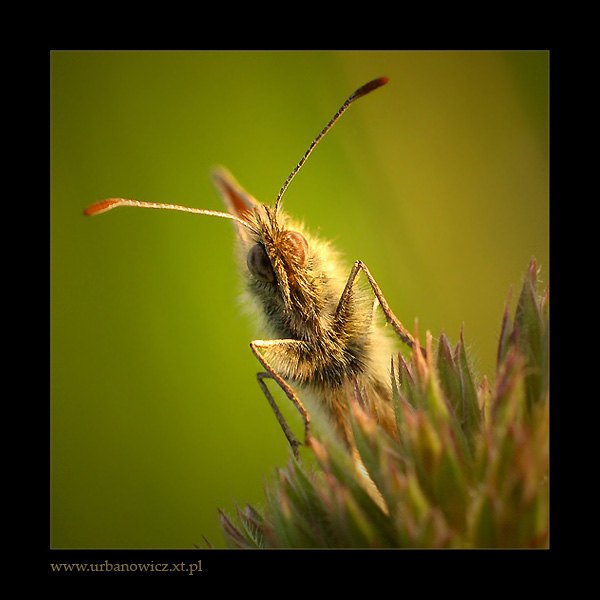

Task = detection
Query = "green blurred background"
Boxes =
[50,50,549,548]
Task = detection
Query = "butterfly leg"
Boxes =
[250,339,311,458]
[337,260,425,356]
[256,372,302,457]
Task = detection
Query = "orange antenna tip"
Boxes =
[351,77,389,100]
[84,198,122,216]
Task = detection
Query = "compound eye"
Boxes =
[247,244,275,282]
[285,231,309,267]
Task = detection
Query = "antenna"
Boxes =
[84,197,255,231]
[84,77,388,224]
[274,76,389,212]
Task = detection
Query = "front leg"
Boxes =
[250,339,311,458]
[337,260,425,355]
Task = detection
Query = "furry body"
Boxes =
[213,168,397,444]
